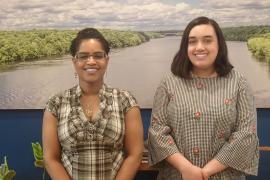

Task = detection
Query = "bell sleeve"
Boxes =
[214,76,259,175]
[148,78,179,166]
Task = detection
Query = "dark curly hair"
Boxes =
[171,16,233,78]
[70,28,110,57]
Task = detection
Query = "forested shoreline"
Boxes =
[0,26,270,66]
[222,26,270,41]
[222,26,270,62]
[0,29,163,65]
[247,33,270,62]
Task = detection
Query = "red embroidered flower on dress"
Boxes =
[194,111,201,119]
[196,82,204,89]
[168,138,174,145]
[192,147,200,155]
[217,129,225,139]
[224,98,232,105]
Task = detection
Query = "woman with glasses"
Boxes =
[148,16,259,180]
[42,28,144,180]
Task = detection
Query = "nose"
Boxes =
[86,56,97,64]
[196,41,205,50]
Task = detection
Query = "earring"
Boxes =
[74,72,78,79]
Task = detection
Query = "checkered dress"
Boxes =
[45,84,138,180]
[148,69,259,180]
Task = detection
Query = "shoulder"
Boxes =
[158,72,184,90]
[104,84,136,99]
[227,69,244,79]
[163,72,179,82]
[47,85,78,105]
[45,85,78,118]
[226,69,249,87]
[104,84,138,111]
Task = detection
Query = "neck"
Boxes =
[79,80,103,95]
[191,68,217,78]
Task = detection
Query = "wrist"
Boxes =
[203,159,227,176]
[178,161,193,173]
[202,167,212,177]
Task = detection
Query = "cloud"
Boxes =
[1,0,269,30]
[201,0,270,9]
[195,0,270,27]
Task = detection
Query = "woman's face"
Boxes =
[187,24,218,74]
[73,39,109,84]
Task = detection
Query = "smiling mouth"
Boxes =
[195,53,207,59]
[84,68,98,73]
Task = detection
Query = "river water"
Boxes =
[0,36,269,108]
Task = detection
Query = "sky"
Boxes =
[1,0,270,31]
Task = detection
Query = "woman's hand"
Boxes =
[201,168,210,180]
[166,153,203,180]
[202,159,227,180]
[181,164,203,180]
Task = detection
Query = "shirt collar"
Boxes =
[75,83,107,97]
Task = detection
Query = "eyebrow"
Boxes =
[77,51,104,54]
[189,35,213,39]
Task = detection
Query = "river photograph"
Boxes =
[0,0,270,109]
[1,36,270,108]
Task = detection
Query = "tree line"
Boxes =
[247,33,270,63]
[0,29,163,65]
[222,26,270,63]
[222,25,270,41]
[1,26,269,65]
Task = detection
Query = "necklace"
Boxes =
[84,104,93,120]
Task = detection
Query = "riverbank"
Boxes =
[1,36,270,108]
[247,33,270,62]
[222,26,270,63]
[222,25,270,41]
[0,29,163,65]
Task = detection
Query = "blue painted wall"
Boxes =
[0,110,46,180]
[0,109,269,180]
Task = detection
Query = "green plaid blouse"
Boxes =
[45,84,138,180]
[148,69,259,180]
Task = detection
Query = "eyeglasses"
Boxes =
[75,52,107,62]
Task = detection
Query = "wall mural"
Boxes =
[0,0,270,109]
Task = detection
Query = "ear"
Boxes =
[105,56,109,70]
[72,57,77,67]
[72,57,76,63]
